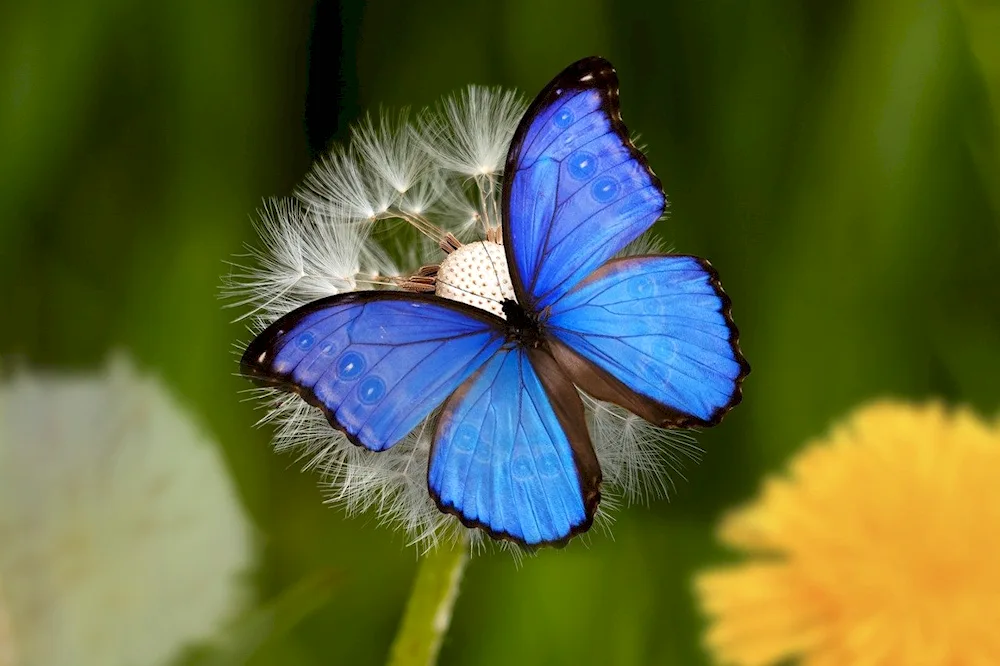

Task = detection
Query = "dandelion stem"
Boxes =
[386,537,470,666]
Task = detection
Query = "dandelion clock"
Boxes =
[229,57,749,551]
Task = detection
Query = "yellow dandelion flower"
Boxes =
[695,401,1000,666]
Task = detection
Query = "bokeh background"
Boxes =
[3,0,999,664]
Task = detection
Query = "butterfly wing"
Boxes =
[546,255,749,428]
[428,346,601,547]
[503,56,665,310]
[241,292,505,451]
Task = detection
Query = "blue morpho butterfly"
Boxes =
[241,57,750,548]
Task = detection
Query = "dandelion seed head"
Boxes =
[227,82,694,552]
[435,241,514,318]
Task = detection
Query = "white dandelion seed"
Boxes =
[0,355,254,666]
[226,84,697,552]
[352,110,429,197]
[425,178,490,242]
[418,85,527,181]
[297,145,385,221]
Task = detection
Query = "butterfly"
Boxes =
[241,57,749,547]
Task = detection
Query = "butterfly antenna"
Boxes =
[434,275,504,306]
[478,240,507,301]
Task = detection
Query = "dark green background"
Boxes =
[3,0,998,664]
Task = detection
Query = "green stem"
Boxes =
[387,536,470,666]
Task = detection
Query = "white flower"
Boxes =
[225,85,697,552]
[0,356,254,666]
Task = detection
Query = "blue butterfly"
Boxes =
[241,57,749,547]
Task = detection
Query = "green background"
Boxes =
[2,0,999,664]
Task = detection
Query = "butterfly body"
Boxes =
[501,299,544,348]
[242,57,749,547]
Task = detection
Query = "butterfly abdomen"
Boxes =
[501,299,545,349]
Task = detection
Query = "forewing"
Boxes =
[503,56,666,310]
[429,346,601,547]
[547,256,749,428]
[241,292,505,451]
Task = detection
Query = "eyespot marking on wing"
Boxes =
[336,351,366,380]
[539,453,561,478]
[627,274,657,299]
[568,151,598,180]
[358,375,386,404]
[511,456,533,481]
[451,424,478,453]
[554,108,574,128]
[591,177,619,203]
[296,332,316,350]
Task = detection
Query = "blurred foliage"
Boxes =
[2,0,998,665]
